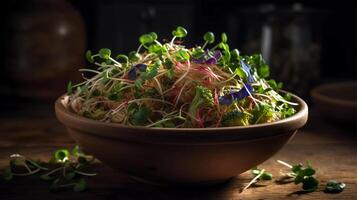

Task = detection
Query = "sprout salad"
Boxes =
[64,26,297,128]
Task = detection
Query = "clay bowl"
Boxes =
[55,92,308,186]
[311,81,357,124]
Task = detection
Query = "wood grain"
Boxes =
[0,107,356,200]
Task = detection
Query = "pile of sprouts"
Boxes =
[64,26,297,128]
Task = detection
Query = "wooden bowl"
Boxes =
[311,81,357,124]
[55,92,308,186]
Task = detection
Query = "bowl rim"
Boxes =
[310,81,357,107]
[55,90,308,143]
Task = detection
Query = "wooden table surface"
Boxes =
[0,102,356,200]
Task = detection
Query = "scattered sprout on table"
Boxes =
[3,145,96,192]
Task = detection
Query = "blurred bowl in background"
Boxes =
[311,81,357,124]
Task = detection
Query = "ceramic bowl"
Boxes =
[311,81,357,124]
[55,92,308,186]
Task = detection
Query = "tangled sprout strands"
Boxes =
[65,26,297,128]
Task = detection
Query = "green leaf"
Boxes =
[149,32,158,41]
[132,107,151,125]
[111,82,123,93]
[235,67,248,80]
[98,48,111,60]
[250,167,273,180]
[260,172,273,180]
[219,42,229,52]
[166,69,174,79]
[221,32,228,43]
[139,34,155,45]
[148,44,163,54]
[324,180,346,193]
[129,51,141,61]
[115,54,129,64]
[203,32,215,44]
[80,84,89,94]
[302,167,316,177]
[71,145,81,157]
[142,60,160,80]
[66,81,73,95]
[163,59,174,69]
[292,164,303,174]
[3,167,13,181]
[222,50,231,64]
[294,174,304,184]
[54,149,69,163]
[176,49,190,61]
[134,79,143,89]
[284,93,292,101]
[267,79,283,90]
[191,48,205,58]
[283,107,296,118]
[302,176,319,191]
[108,92,120,101]
[172,26,187,38]
[73,178,87,192]
[258,63,270,78]
[231,49,240,60]
[101,74,110,85]
[85,50,94,63]
[91,89,101,97]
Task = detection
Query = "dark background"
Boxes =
[70,0,356,80]
[0,0,355,105]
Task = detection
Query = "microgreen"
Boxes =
[172,26,187,38]
[128,51,141,61]
[244,162,345,195]
[203,32,215,44]
[221,32,228,43]
[64,26,299,128]
[115,54,129,65]
[175,49,190,61]
[139,33,156,45]
[98,48,111,60]
[231,49,240,60]
[251,167,273,180]
[85,50,94,63]
[277,160,319,192]
[54,149,69,163]
[324,180,346,193]
[132,107,151,125]
[3,146,96,192]
[66,81,73,95]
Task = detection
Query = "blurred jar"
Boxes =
[3,0,85,100]
[228,3,325,97]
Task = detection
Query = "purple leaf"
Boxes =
[213,50,222,60]
[218,96,233,105]
[135,64,147,72]
[205,57,217,65]
[191,50,222,65]
[128,68,137,80]
[231,83,253,100]
[219,83,253,105]
[240,60,255,83]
